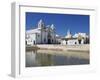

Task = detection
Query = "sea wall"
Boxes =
[36,44,89,52]
[26,44,89,52]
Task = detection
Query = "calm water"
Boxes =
[26,50,89,67]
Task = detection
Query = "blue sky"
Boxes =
[26,12,89,36]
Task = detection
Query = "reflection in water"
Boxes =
[26,50,89,67]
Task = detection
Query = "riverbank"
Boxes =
[26,44,89,52]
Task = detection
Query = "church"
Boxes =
[26,19,61,45]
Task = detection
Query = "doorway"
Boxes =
[48,39,51,44]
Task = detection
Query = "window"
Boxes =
[33,41,35,44]
[44,38,46,42]
[26,41,27,45]
[66,41,67,44]
[52,40,53,43]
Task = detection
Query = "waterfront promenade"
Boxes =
[26,44,89,52]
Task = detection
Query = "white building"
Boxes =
[26,19,60,45]
[61,30,89,45]
[26,19,89,46]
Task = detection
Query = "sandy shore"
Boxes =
[26,44,89,52]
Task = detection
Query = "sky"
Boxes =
[26,12,89,37]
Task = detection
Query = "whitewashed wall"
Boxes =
[67,39,79,45]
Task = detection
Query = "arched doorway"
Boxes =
[48,33,51,44]
[78,40,81,44]
[48,39,51,44]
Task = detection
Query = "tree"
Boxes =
[77,34,82,44]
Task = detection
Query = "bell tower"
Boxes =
[67,29,71,35]
[65,29,72,38]
[38,19,45,29]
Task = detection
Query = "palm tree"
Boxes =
[77,34,82,44]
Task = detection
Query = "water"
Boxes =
[26,50,89,67]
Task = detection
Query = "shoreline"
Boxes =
[26,44,89,52]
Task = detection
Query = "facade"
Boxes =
[26,19,60,45]
[26,19,89,46]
